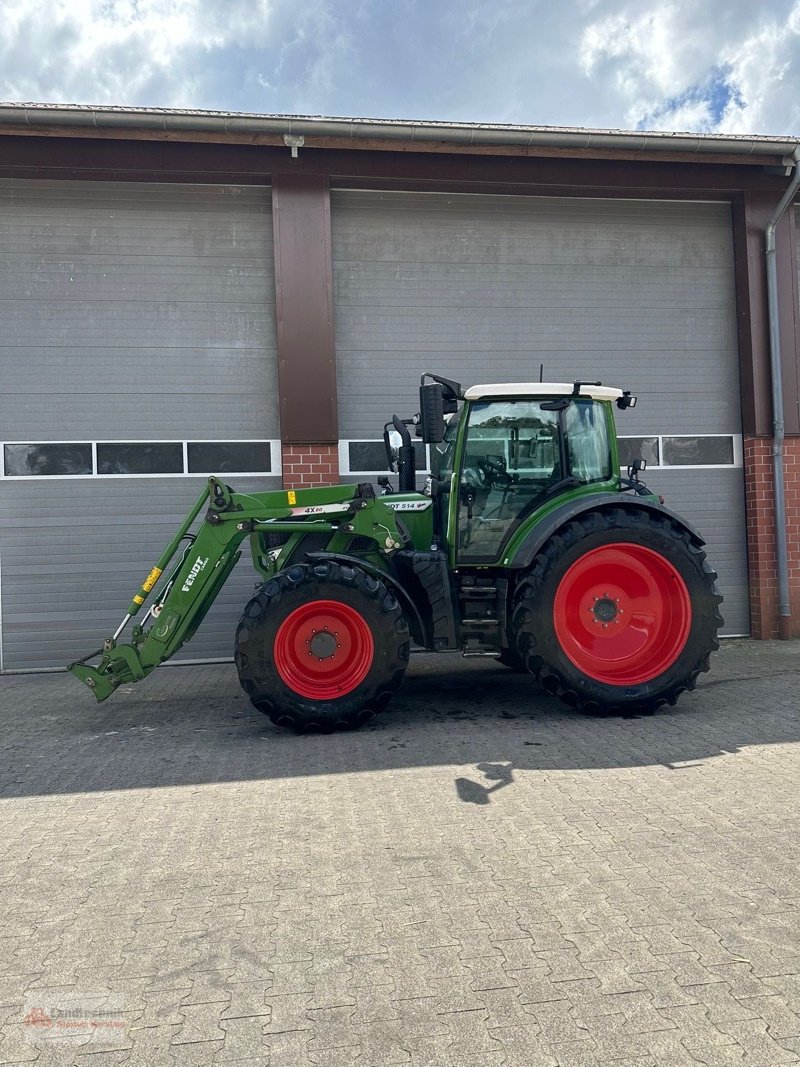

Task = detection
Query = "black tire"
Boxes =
[498,647,528,672]
[510,507,723,715]
[235,560,409,733]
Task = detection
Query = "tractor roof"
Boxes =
[464,383,625,402]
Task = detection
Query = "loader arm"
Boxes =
[69,477,402,701]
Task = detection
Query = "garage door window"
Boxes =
[3,443,93,476]
[3,440,277,477]
[97,443,183,475]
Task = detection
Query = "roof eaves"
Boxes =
[0,103,797,161]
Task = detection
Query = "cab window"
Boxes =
[431,409,461,480]
[457,400,561,562]
[565,399,611,483]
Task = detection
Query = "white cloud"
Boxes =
[717,13,800,133]
[1,0,800,135]
[0,0,273,108]
[579,0,800,135]
[581,7,683,97]
[649,99,715,133]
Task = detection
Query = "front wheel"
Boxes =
[497,647,528,672]
[235,561,409,732]
[510,508,723,715]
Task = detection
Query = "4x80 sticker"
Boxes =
[290,504,351,516]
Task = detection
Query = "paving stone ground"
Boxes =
[1,639,799,1066]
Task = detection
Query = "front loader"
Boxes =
[70,375,723,731]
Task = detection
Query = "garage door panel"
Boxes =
[0,392,277,441]
[0,477,279,670]
[332,190,748,635]
[0,348,273,397]
[335,263,735,310]
[334,349,741,437]
[333,305,736,354]
[0,179,278,670]
[333,194,732,267]
[645,468,749,636]
[2,301,274,348]
[0,182,271,257]
[0,256,271,303]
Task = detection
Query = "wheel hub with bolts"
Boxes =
[273,599,374,699]
[591,595,620,625]
[308,629,338,659]
[552,541,693,685]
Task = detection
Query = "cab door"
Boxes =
[455,399,562,564]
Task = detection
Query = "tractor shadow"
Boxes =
[0,639,798,798]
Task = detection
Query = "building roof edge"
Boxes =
[0,102,796,161]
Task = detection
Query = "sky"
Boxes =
[1,0,799,137]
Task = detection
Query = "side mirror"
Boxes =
[627,457,647,480]
[419,383,445,443]
[383,427,403,472]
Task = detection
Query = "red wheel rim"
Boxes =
[553,543,692,686]
[274,600,374,700]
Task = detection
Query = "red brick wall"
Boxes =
[743,435,800,638]
[281,444,340,488]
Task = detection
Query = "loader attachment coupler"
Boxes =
[67,482,215,701]
[70,647,144,702]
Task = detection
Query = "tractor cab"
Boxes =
[421,377,633,565]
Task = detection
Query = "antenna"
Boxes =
[539,362,544,382]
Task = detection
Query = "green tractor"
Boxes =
[70,375,723,731]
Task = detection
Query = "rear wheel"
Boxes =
[235,561,409,732]
[510,508,723,715]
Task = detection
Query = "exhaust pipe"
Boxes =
[392,414,417,493]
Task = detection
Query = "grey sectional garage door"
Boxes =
[0,179,279,669]
[332,190,749,634]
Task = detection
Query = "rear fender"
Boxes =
[506,493,705,571]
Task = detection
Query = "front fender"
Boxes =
[303,551,429,645]
[505,493,705,570]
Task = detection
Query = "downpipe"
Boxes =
[765,145,800,639]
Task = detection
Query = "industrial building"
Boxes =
[1,103,799,670]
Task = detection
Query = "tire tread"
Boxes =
[235,561,409,733]
[511,508,723,717]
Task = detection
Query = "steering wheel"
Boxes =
[461,466,485,489]
[477,456,512,487]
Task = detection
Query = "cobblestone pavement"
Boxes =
[1,640,799,1066]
